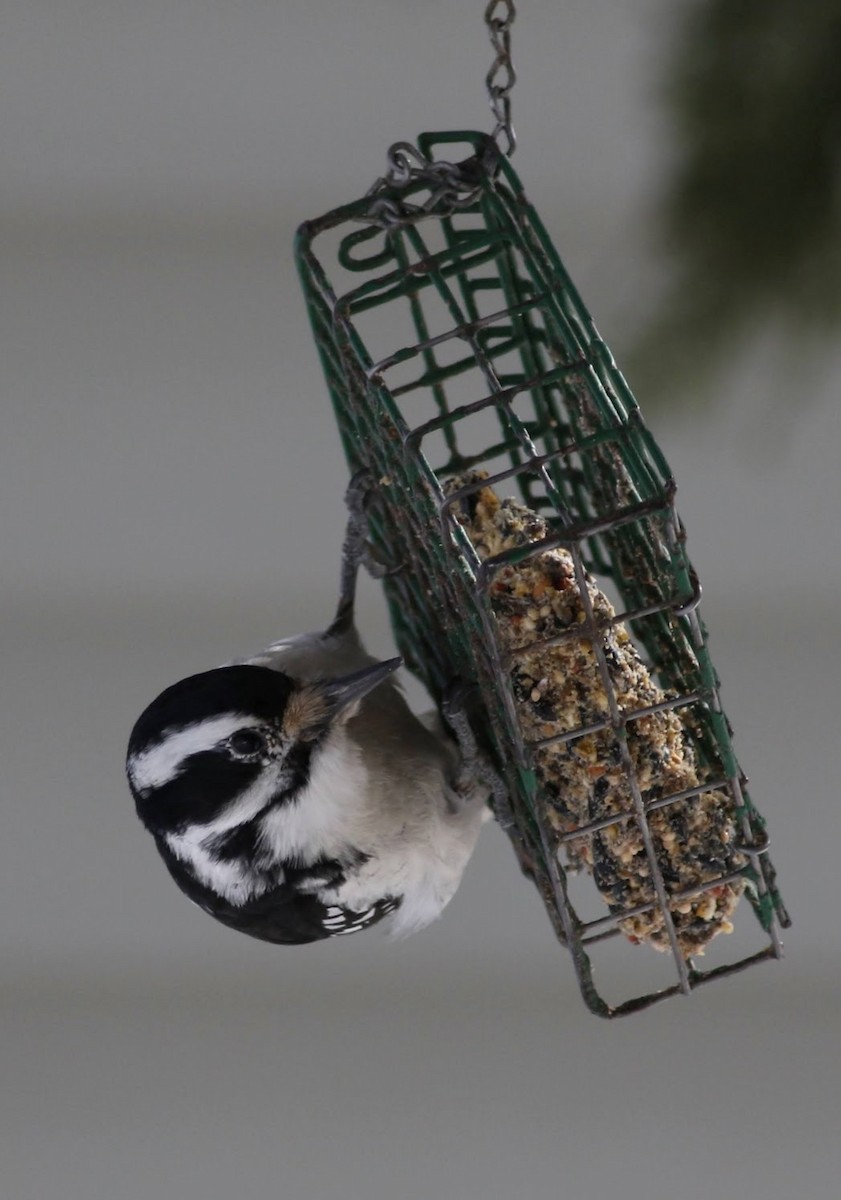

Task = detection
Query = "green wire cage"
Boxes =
[295,129,789,1017]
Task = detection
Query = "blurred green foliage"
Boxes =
[632,0,841,403]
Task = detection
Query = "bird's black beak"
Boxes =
[322,657,402,721]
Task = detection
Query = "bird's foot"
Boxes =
[331,470,401,633]
[344,469,402,575]
[441,681,514,828]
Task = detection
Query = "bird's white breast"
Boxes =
[257,727,372,865]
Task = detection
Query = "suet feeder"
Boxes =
[294,5,789,1016]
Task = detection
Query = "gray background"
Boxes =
[1,3,839,1198]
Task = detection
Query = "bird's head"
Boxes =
[126,659,401,837]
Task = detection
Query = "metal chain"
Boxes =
[362,2,516,225]
[365,141,489,227]
[485,0,516,156]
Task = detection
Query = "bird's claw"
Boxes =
[441,680,515,829]
[331,469,402,634]
[344,468,376,521]
[360,542,403,581]
[343,469,402,581]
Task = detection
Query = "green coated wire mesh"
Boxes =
[295,130,789,1017]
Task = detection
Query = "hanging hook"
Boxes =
[485,0,517,156]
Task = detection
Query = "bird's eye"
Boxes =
[228,729,268,759]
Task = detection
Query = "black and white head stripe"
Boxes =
[128,666,297,764]
[127,713,263,795]
[126,666,306,836]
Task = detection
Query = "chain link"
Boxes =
[362,3,517,225]
[485,0,516,156]
[364,141,491,228]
